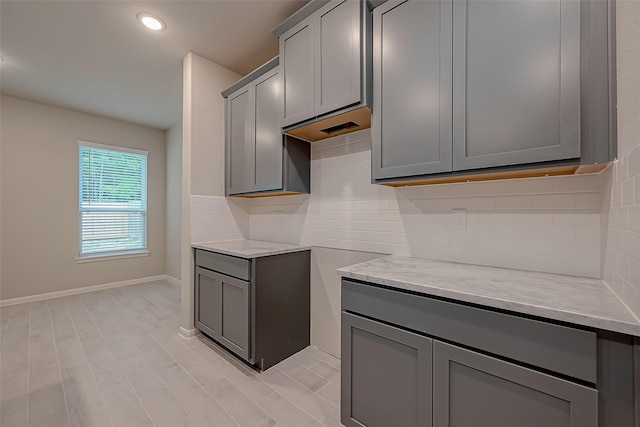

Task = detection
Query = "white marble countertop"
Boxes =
[338,256,640,337]
[192,240,311,259]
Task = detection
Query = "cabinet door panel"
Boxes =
[218,273,250,361]
[372,0,453,180]
[280,18,315,127]
[433,341,597,427]
[254,69,283,192]
[341,312,432,427]
[227,87,255,194]
[453,0,580,171]
[315,0,361,116]
[195,267,220,339]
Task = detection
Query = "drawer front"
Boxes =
[195,249,251,281]
[342,279,597,384]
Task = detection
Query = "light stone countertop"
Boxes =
[338,255,640,337]
[192,240,311,259]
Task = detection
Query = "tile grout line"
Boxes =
[62,295,115,427]
[46,301,73,427]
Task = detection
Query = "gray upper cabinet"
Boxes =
[314,0,361,117]
[372,0,453,179]
[275,0,369,134]
[254,70,284,192]
[432,341,597,427]
[371,0,616,183]
[223,57,310,197]
[452,0,581,171]
[227,87,253,194]
[280,18,315,128]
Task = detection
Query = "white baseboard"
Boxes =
[179,327,200,339]
[0,275,170,307]
[164,275,181,287]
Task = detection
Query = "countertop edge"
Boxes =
[338,270,640,337]
[192,241,312,259]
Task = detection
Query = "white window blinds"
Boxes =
[79,142,148,256]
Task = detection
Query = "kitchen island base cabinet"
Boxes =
[195,248,310,371]
[341,312,432,427]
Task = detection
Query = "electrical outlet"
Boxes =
[452,210,467,230]
[272,210,283,225]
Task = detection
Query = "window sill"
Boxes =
[76,250,150,263]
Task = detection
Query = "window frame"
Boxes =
[77,141,149,260]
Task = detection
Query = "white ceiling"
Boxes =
[0,0,307,130]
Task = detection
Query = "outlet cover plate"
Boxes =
[452,210,467,230]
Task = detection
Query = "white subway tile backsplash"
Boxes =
[602,145,640,319]
[190,195,248,243]
[531,194,576,210]
[495,195,533,210]
[242,137,607,278]
[575,192,603,210]
[552,174,601,193]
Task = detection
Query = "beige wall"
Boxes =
[310,247,383,357]
[601,2,640,317]
[180,53,241,332]
[188,54,241,197]
[0,95,166,300]
[166,122,182,281]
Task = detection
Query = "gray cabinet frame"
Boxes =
[194,249,311,370]
[371,0,616,184]
[432,341,598,427]
[341,311,432,427]
[275,0,371,131]
[223,57,311,197]
[218,273,250,361]
[452,0,582,171]
[314,0,362,117]
[372,0,453,179]
[279,17,316,128]
[194,267,250,361]
[195,266,221,339]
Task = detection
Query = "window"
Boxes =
[79,141,148,257]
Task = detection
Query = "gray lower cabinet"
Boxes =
[223,57,310,197]
[371,0,615,183]
[195,249,311,370]
[195,267,250,361]
[195,267,220,338]
[342,312,432,427]
[341,279,605,427]
[218,273,250,360]
[432,341,597,427]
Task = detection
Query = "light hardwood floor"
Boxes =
[0,281,342,427]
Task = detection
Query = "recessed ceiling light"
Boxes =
[137,12,166,31]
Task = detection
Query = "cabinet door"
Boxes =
[195,267,220,340]
[314,0,361,117]
[341,312,432,427]
[280,16,315,128]
[253,68,284,192]
[433,341,597,427]
[226,86,255,194]
[372,0,453,180]
[218,273,250,361]
[452,0,581,171]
